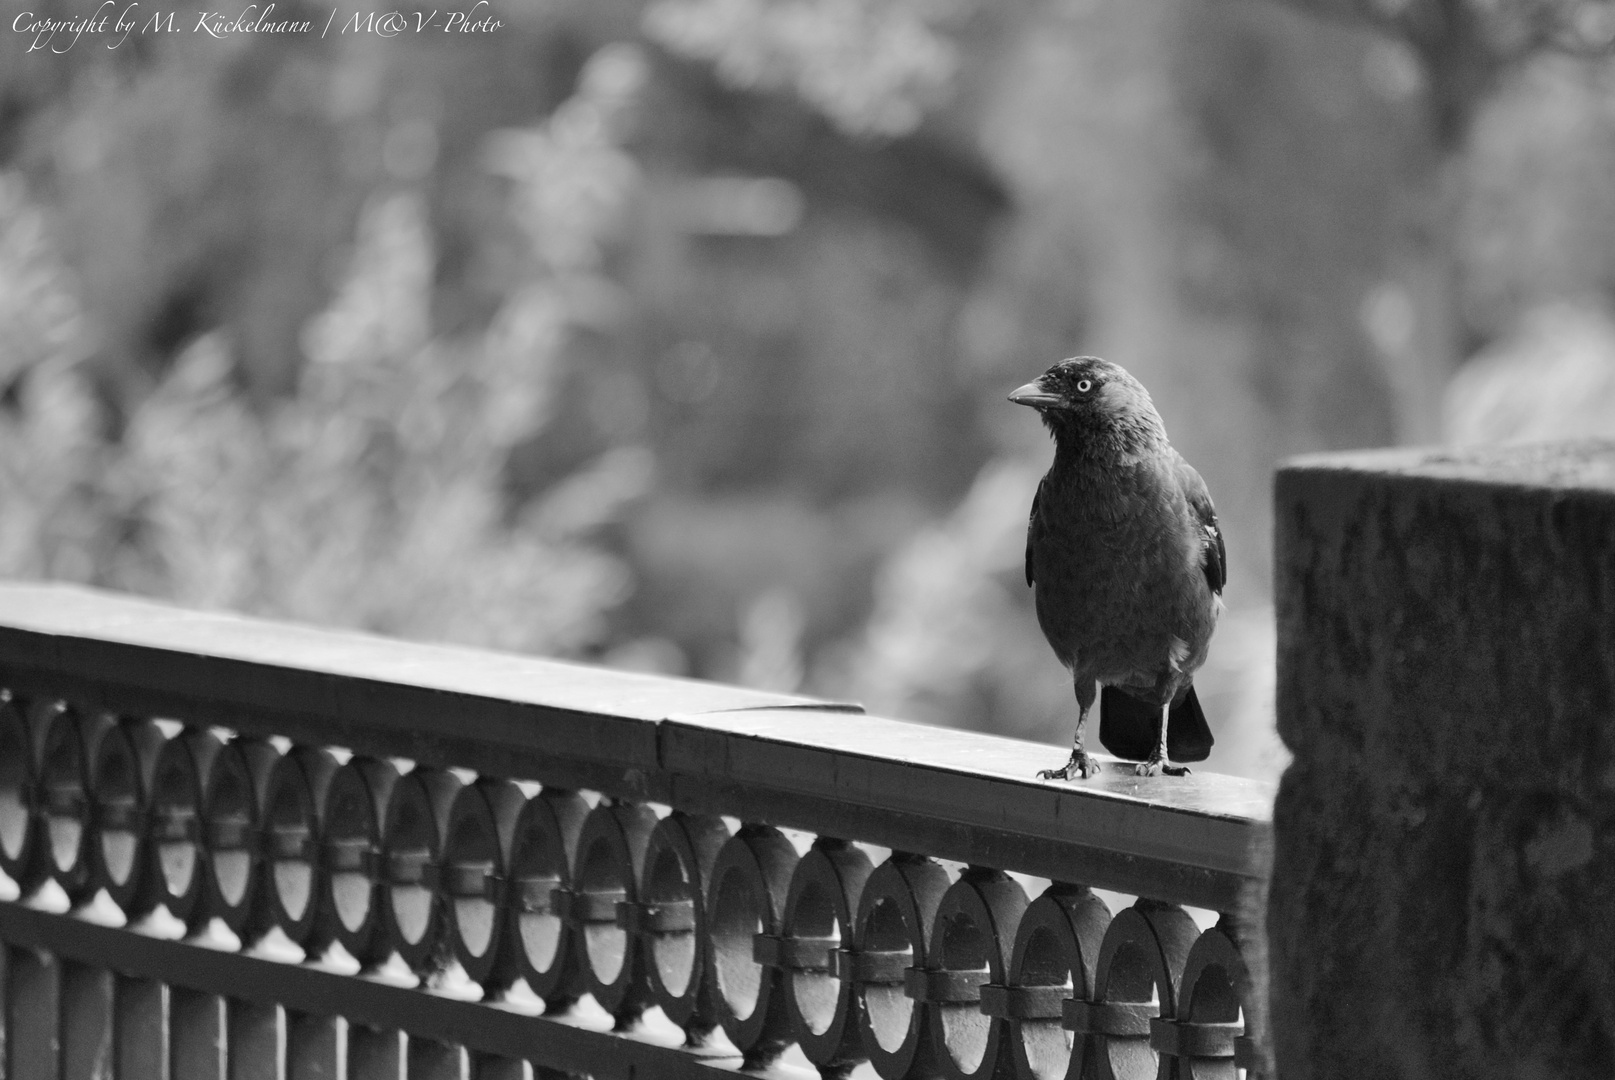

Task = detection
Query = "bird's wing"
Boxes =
[1025,476,1044,588]
[1175,452,1226,595]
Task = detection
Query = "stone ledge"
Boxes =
[1282,439,1615,492]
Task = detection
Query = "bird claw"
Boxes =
[1038,751,1102,781]
[1133,756,1190,777]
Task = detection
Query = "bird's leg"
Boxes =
[1135,701,1190,777]
[1039,680,1102,780]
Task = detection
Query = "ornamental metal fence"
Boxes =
[0,581,1271,1080]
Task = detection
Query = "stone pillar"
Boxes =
[1270,441,1615,1078]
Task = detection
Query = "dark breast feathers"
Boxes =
[1024,450,1223,697]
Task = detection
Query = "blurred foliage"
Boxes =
[848,459,1059,739]
[0,174,104,582]
[1461,55,1615,335]
[643,0,966,136]
[1277,0,1615,143]
[0,47,653,654]
[1445,302,1615,442]
[2,0,1614,782]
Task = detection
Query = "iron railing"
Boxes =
[0,581,1272,1079]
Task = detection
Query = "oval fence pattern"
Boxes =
[0,692,1269,1080]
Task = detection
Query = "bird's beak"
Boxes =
[1009,381,1064,409]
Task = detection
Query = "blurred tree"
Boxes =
[1274,0,1615,145]
[550,0,1016,685]
[1258,0,1615,443]
[0,47,654,656]
[0,0,638,419]
[0,173,105,583]
[641,0,967,138]
[1,0,1017,692]
[0,34,371,417]
[848,458,1062,741]
[1458,52,1615,343]
[1445,301,1615,442]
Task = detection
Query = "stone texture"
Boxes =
[1270,440,1615,1079]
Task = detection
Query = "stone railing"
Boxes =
[0,581,1272,1080]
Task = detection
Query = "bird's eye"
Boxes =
[1076,379,1093,393]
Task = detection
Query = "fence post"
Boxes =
[1270,441,1615,1078]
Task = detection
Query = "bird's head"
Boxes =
[1008,356,1167,458]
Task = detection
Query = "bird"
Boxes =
[1010,356,1224,779]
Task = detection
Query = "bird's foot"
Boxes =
[1038,750,1102,781]
[1134,755,1190,777]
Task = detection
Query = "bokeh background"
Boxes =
[3,0,1614,783]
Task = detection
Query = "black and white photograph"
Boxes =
[0,0,1612,1075]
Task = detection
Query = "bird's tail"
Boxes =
[1098,686,1215,763]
